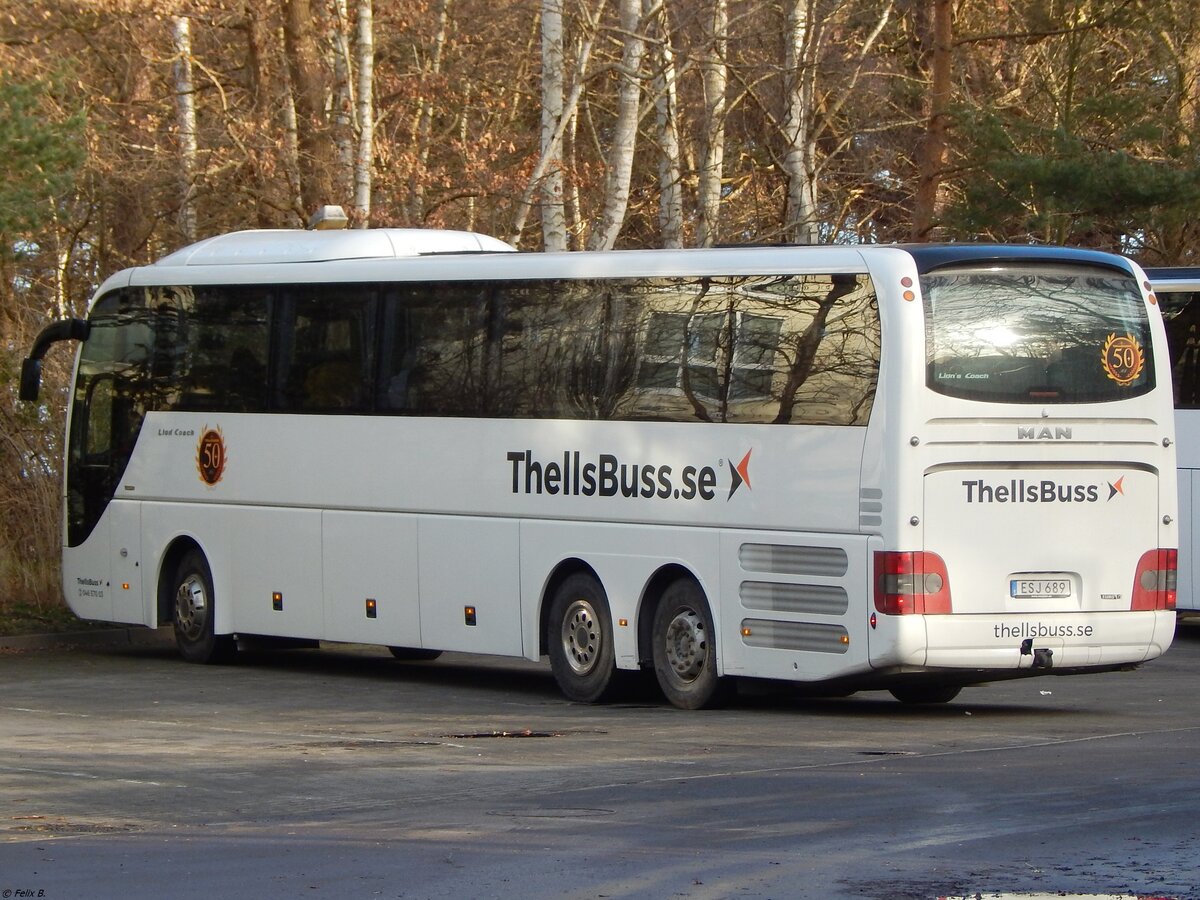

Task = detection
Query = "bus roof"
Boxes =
[153,228,516,267]
[1146,267,1200,290]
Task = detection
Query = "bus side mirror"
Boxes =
[19,358,43,402]
[19,317,90,403]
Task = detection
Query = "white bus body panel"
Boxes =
[1175,410,1200,612]
[66,412,869,674]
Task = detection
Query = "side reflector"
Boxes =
[1131,549,1177,610]
[874,551,952,615]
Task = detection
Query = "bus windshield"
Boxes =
[923,264,1154,403]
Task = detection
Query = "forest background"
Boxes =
[1,0,1198,621]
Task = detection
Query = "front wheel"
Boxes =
[651,578,730,710]
[172,549,236,664]
[547,573,622,703]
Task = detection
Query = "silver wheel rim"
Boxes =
[561,598,601,676]
[664,609,706,682]
[175,574,208,642]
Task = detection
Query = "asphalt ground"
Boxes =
[1,622,1199,900]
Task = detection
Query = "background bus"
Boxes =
[22,230,1178,708]
[1146,267,1200,617]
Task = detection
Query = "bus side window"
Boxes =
[280,289,375,413]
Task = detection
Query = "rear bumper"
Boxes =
[874,610,1176,671]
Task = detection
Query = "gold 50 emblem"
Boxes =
[196,427,227,486]
[1101,333,1145,386]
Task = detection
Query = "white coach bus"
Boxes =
[1146,266,1200,617]
[21,229,1178,708]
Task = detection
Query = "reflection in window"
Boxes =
[376,274,878,425]
[924,266,1154,403]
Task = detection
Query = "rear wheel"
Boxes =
[651,578,729,710]
[547,573,621,703]
[387,646,442,662]
[172,549,236,664]
[889,683,961,705]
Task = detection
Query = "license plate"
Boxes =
[1010,577,1072,599]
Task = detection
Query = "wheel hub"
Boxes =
[561,599,600,675]
[175,575,207,640]
[664,610,706,682]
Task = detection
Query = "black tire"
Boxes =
[889,683,962,705]
[547,573,622,703]
[651,578,730,710]
[172,549,236,664]
[387,646,443,662]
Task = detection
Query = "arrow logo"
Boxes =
[728,449,753,500]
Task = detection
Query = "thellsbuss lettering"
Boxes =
[994,621,1095,639]
[507,450,718,501]
[962,478,1100,504]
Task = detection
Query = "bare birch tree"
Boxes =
[540,0,569,250]
[644,0,684,247]
[353,0,374,226]
[172,15,198,243]
[587,0,647,250]
[698,0,727,246]
[512,0,607,245]
[409,0,451,224]
[781,0,820,244]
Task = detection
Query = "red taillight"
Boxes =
[874,551,952,615]
[1131,549,1177,611]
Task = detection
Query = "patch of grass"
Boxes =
[0,600,107,636]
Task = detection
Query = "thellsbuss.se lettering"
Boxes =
[994,621,1095,639]
[507,450,717,501]
[962,478,1100,504]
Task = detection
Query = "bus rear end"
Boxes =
[869,250,1177,693]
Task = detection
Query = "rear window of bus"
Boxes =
[922,264,1154,403]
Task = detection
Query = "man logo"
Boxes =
[1018,426,1073,440]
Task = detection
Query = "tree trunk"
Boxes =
[172,15,198,244]
[353,0,374,226]
[511,1,606,245]
[330,0,356,206]
[283,0,336,217]
[587,0,646,251]
[698,0,727,247]
[781,0,819,245]
[909,0,952,242]
[540,0,568,251]
[645,0,683,248]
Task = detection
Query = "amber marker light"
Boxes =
[741,626,753,637]
[122,583,130,590]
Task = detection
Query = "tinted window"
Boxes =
[155,285,271,412]
[923,265,1154,403]
[1157,288,1200,409]
[276,287,375,412]
[379,274,879,424]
